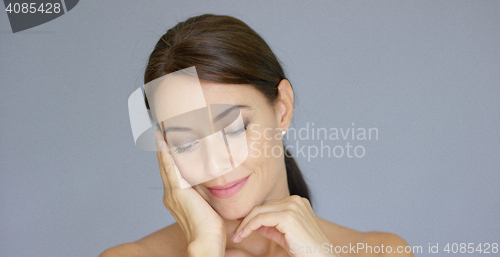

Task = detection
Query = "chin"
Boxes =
[218,211,246,221]
[211,199,255,221]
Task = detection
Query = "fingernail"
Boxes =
[156,140,163,150]
[230,231,235,239]
[232,230,243,242]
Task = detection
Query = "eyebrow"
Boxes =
[212,105,250,123]
[162,105,250,134]
[163,126,192,133]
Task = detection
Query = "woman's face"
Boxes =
[156,78,293,220]
[201,81,292,220]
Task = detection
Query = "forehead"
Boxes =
[149,74,270,124]
[149,73,207,123]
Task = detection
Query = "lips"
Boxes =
[207,175,250,199]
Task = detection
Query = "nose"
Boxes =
[203,131,233,178]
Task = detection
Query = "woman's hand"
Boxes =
[154,130,226,256]
[230,195,339,257]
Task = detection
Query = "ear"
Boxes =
[275,79,294,133]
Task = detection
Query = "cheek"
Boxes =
[170,154,205,186]
[170,138,233,186]
[246,126,284,169]
[243,107,283,159]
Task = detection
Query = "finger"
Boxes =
[233,197,302,236]
[232,211,293,243]
[156,130,193,190]
[157,150,171,192]
[155,130,169,189]
[155,130,181,190]
[255,226,287,250]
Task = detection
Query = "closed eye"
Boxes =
[174,140,200,154]
[225,123,248,137]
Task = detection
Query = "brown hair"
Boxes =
[144,14,311,202]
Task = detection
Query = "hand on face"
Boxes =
[155,130,226,244]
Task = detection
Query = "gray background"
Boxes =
[1,1,498,256]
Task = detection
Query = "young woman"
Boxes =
[101,14,413,257]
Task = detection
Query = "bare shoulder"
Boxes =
[317,217,414,257]
[99,223,187,257]
[99,242,152,257]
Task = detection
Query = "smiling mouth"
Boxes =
[206,175,250,199]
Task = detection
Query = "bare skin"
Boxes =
[101,79,414,257]
[101,219,413,257]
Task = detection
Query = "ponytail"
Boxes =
[284,147,312,204]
